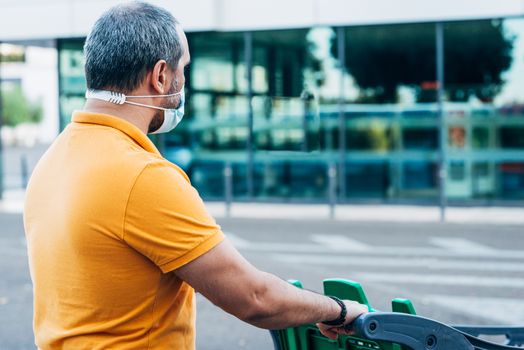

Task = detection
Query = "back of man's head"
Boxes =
[84,1,182,94]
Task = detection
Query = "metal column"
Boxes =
[224,162,233,217]
[244,31,254,198]
[436,23,447,221]
[337,27,346,201]
[328,162,337,219]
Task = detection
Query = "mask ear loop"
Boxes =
[86,80,184,110]
[124,100,169,111]
[85,89,126,104]
[126,91,182,99]
[126,79,184,109]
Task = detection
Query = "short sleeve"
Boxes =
[123,161,224,273]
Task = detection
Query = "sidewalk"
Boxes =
[206,202,524,225]
[0,189,25,214]
[4,189,523,225]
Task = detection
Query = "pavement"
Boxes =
[1,203,523,349]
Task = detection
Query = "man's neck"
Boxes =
[83,100,153,134]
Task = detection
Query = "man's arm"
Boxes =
[174,238,367,336]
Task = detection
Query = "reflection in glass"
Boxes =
[58,39,86,129]
[444,18,524,199]
[472,127,490,149]
[340,23,440,200]
[54,18,524,203]
[448,126,466,149]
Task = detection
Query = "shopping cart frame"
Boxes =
[269,278,524,350]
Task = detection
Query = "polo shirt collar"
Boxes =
[72,111,161,156]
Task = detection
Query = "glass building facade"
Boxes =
[58,18,524,203]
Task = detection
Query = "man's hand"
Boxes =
[316,300,369,340]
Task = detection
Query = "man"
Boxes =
[23,2,368,349]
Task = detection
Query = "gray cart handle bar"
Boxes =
[352,312,522,350]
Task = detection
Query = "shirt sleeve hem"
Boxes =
[158,230,225,273]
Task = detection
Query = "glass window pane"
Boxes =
[58,39,86,129]
[448,125,466,149]
[403,129,438,150]
[249,28,334,200]
[445,18,524,201]
[402,162,437,191]
[499,162,524,198]
[343,23,438,200]
[499,127,524,148]
[182,32,249,199]
[472,127,489,149]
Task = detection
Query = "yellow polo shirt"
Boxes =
[24,111,224,350]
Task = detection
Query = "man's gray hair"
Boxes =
[84,1,182,93]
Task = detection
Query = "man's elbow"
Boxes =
[236,283,275,328]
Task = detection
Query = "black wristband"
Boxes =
[321,296,347,326]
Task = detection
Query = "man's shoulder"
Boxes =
[136,158,191,186]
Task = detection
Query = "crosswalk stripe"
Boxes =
[310,234,371,252]
[430,237,496,254]
[226,233,327,252]
[272,254,524,272]
[225,232,524,260]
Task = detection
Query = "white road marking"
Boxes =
[272,254,524,272]
[0,202,24,214]
[225,233,346,253]
[423,295,524,325]
[353,272,524,288]
[430,237,496,254]
[0,297,8,306]
[310,234,371,252]
[226,233,524,260]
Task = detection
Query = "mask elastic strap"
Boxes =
[124,100,168,111]
[85,89,178,111]
[126,90,183,99]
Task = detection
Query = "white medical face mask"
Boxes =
[85,87,185,134]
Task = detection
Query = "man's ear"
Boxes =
[150,60,168,94]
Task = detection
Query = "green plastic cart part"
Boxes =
[391,298,417,315]
[323,279,374,312]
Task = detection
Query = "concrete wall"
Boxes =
[1,0,524,42]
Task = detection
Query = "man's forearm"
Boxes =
[174,239,355,331]
[241,271,341,329]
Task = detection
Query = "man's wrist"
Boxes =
[321,296,347,326]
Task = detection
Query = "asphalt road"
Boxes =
[1,212,523,349]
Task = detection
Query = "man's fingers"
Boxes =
[339,324,355,336]
[316,301,368,341]
[316,323,339,340]
[343,322,355,334]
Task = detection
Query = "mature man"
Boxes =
[24,2,368,349]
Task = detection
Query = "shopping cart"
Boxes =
[270,279,524,350]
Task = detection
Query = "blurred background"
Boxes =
[2,0,524,204]
[1,1,524,349]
